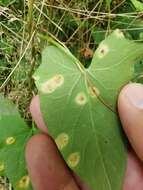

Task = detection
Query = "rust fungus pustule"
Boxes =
[97,43,109,58]
[17,175,30,189]
[75,92,87,105]
[67,152,80,168]
[55,133,69,150]
[40,74,64,94]
[5,137,16,145]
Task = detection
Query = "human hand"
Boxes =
[25,83,143,190]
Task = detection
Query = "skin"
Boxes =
[25,83,143,190]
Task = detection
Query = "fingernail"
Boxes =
[124,83,143,109]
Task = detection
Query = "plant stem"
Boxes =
[27,0,35,33]
[27,0,36,89]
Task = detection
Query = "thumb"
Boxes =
[118,83,143,161]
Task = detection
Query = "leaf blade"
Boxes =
[34,30,143,190]
[0,95,33,190]
[130,0,143,11]
[88,29,143,109]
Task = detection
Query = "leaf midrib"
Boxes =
[87,87,113,190]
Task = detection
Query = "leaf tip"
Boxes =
[114,29,124,39]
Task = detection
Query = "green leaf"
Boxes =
[91,28,106,45]
[134,60,143,83]
[130,0,143,11]
[34,29,143,190]
[88,29,143,109]
[0,95,33,190]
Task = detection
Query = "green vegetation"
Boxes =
[1,0,143,189]
[1,0,143,120]
[0,95,33,190]
[34,31,143,190]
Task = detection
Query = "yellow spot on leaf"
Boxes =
[89,86,100,98]
[75,92,87,105]
[0,163,4,172]
[67,152,80,168]
[41,74,64,94]
[53,75,64,87]
[17,175,30,189]
[5,137,15,145]
[55,133,69,150]
[114,29,124,38]
[97,43,109,58]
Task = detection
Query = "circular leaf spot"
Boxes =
[5,137,16,145]
[67,152,80,168]
[55,133,69,150]
[75,92,87,105]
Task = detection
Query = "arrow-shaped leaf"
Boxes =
[34,29,143,190]
[0,95,33,190]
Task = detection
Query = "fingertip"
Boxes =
[30,96,48,133]
[118,83,143,161]
[118,83,143,110]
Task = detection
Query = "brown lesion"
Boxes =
[87,78,115,113]
[75,92,87,105]
[79,94,85,101]
[67,152,80,168]
[5,137,16,145]
[45,82,55,93]
[41,74,64,94]
[53,74,64,86]
[100,49,105,54]
[89,86,100,98]
[55,133,69,150]
[97,43,109,58]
